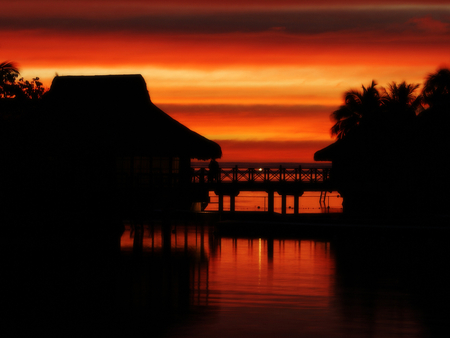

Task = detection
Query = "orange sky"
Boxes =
[2,0,450,162]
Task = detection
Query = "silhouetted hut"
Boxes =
[314,134,418,216]
[43,74,221,215]
[314,141,340,162]
[314,140,351,199]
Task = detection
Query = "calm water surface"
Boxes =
[120,222,449,338]
[205,191,343,213]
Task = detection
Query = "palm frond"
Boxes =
[422,68,450,106]
[0,61,20,75]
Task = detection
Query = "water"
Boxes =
[205,191,343,213]
[120,222,450,338]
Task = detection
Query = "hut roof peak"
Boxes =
[46,74,222,160]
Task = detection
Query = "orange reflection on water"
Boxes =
[120,224,334,310]
[120,223,212,255]
[120,223,430,338]
[209,238,334,309]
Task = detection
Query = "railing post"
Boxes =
[249,168,254,182]
[233,165,238,182]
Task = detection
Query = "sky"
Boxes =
[2,0,450,162]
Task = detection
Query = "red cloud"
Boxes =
[408,16,449,34]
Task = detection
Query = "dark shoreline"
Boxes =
[154,210,450,239]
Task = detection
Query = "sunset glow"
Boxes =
[3,0,450,162]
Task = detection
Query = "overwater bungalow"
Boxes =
[1,74,221,223]
[1,75,223,324]
[314,137,402,216]
[45,74,222,215]
[314,131,443,217]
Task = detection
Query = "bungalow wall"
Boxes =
[115,156,192,188]
[114,155,203,215]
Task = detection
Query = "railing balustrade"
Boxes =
[191,166,331,184]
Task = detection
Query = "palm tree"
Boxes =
[0,61,20,98]
[416,68,450,211]
[381,81,422,121]
[331,80,381,139]
[0,61,20,83]
[422,68,450,109]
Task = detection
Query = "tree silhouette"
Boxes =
[330,80,381,139]
[422,68,450,109]
[17,77,46,100]
[327,80,424,215]
[0,61,20,98]
[415,68,450,213]
[319,69,450,216]
[0,61,47,100]
[381,81,422,121]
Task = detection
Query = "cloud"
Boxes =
[407,15,450,33]
[159,103,334,118]
[154,103,335,161]
[1,6,449,36]
[159,104,335,141]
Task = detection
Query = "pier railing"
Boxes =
[192,166,331,184]
[191,165,334,213]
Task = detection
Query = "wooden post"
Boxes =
[267,190,274,214]
[294,194,299,214]
[218,194,224,212]
[230,194,236,212]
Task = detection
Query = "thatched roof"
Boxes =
[314,141,340,162]
[45,74,222,160]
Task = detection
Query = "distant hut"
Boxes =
[314,134,416,216]
[314,140,350,204]
[42,74,221,216]
[314,141,340,163]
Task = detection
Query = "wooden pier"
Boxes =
[192,166,334,214]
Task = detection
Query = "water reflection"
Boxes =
[118,222,448,338]
[206,238,333,309]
